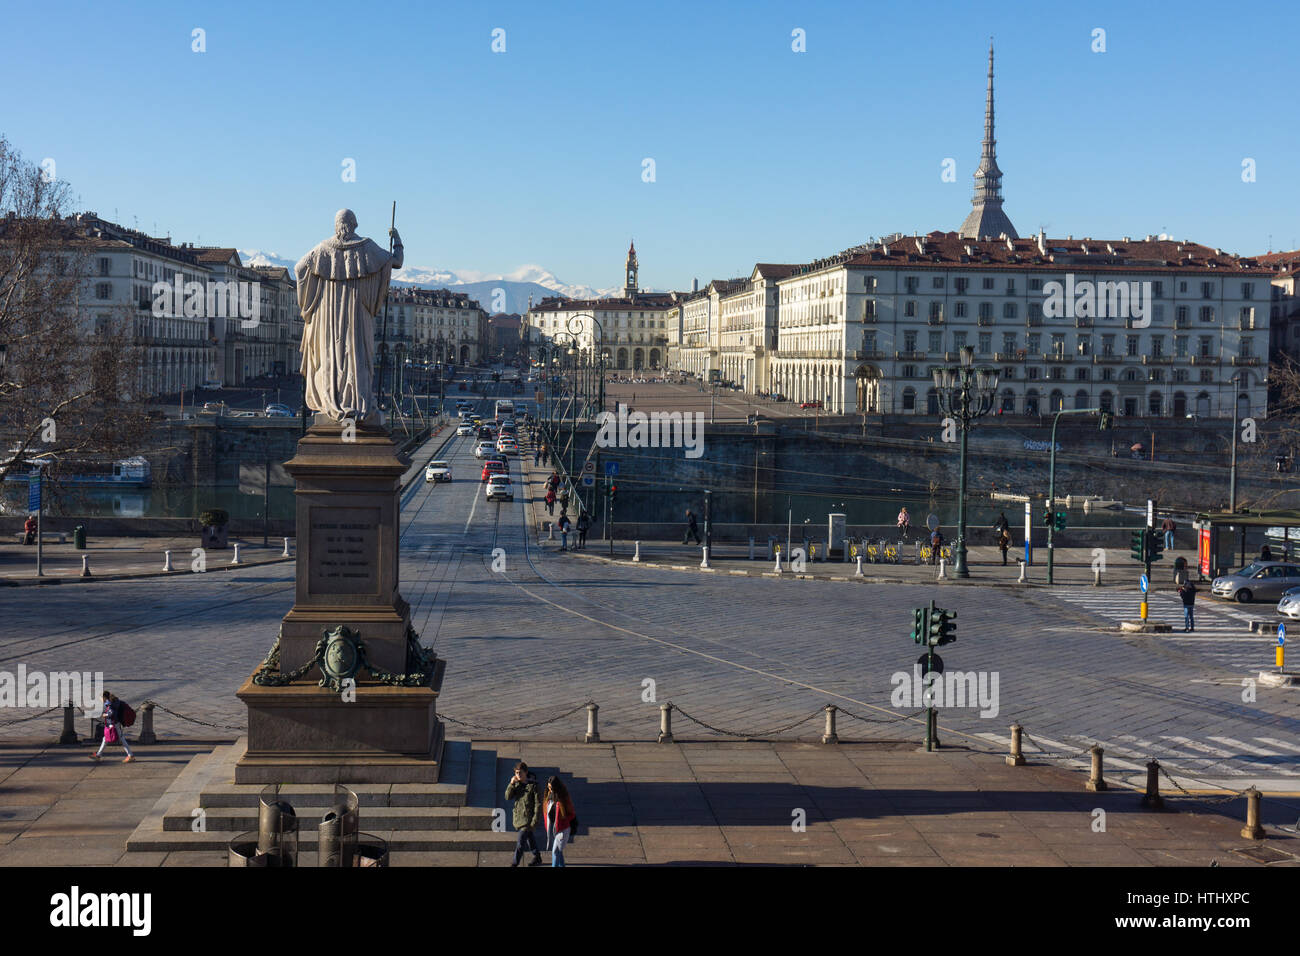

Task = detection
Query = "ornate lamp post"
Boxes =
[933,345,999,577]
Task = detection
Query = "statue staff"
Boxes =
[378,201,396,411]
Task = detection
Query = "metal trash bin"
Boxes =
[354,832,389,867]
[255,784,299,867]
[229,829,295,867]
[73,526,86,549]
[317,784,360,867]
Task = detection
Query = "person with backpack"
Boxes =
[544,487,556,515]
[1178,579,1198,632]
[543,775,577,867]
[558,486,570,516]
[505,761,543,867]
[929,527,944,565]
[93,691,134,762]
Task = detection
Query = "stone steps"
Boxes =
[128,827,516,854]
[166,804,495,832]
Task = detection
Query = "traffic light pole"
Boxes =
[1047,407,1102,585]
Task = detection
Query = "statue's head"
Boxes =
[334,208,358,240]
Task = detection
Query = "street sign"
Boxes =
[581,474,595,487]
[917,653,943,675]
[1147,498,1155,528]
[27,475,40,513]
[604,461,619,476]
[1139,573,1149,594]
[1278,623,1286,644]
[583,461,595,474]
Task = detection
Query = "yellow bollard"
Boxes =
[1140,600,1148,621]
[1277,645,1285,669]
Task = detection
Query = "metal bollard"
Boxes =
[843,539,851,563]
[231,543,242,566]
[821,705,839,745]
[1086,745,1107,791]
[139,701,157,745]
[547,522,555,541]
[1093,566,1102,586]
[774,551,783,573]
[59,701,79,745]
[1240,787,1264,840]
[937,557,947,580]
[282,537,291,557]
[700,546,711,569]
[1140,759,1164,810]
[658,702,674,743]
[1006,723,1025,766]
[585,702,600,743]
[632,540,641,562]
[855,555,864,577]
[163,549,173,572]
[81,555,91,577]
[1018,559,1027,584]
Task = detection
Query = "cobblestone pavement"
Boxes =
[3,400,1300,802]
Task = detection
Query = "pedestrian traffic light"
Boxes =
[1130,530,1145,561]
[927,606,957,646]
[1099,412,1113,430]
[1054,511,1067,532]
[608,483,617,502]
[911,606,930,644]
[1042,508,1052,528]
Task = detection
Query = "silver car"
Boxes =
[1277,586,1300,619]
[1211,561,1300,603]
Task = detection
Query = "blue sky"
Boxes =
[4,0,1297,291]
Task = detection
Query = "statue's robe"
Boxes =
[295,235,394,423]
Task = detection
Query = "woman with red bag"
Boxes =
[92,691,134,762]
[543,776,577,867]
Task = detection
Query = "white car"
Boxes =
[1278,586,1300,619]
[485,475,513,501]
[456,423,474,436]
[425,460,452,482]
[496,439,517,455]
[473,441,495,458]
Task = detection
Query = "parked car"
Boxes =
[473,441,495,458]
[799,400,823,409]
[485,475,513,501]
[1277,586,1300,619]
[1211,561,1300,602]
[265,403,294,417]
[480,460,507,482]
[198,380,223,390]
[424,460,452,482]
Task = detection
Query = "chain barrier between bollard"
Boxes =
[440,701,593,733]
[141,700,248,732]
[670,706,825,740]
[0,705,61,727]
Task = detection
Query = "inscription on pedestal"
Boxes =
[309,507,380,595]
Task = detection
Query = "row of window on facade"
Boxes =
[877,275,1256,299]
[867,330,1253,358]
[897,387,1249,418]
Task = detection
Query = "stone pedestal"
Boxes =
[236,417,445,784]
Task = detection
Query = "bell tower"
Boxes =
[624,240,638,298]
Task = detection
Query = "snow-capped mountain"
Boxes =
[237,250,628,314]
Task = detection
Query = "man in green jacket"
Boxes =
[505,761,543,867]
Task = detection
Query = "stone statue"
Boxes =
[296,209,403,425]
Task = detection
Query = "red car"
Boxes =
[481,460,507,482]
[799,400,823,409]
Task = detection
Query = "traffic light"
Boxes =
[1130,530,1145,562]
[1042,508,1052,528]
[1146,532,1164,563]
[608,483,617,502]
[1098,412,1113,430]
[1054,511,1067,532]
[911,606,930,644]
[927,606,957,646]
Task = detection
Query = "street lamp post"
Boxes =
[1046,406,1103,584]
[933,346,999,578]
[1229,372,1245,513]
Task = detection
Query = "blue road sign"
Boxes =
[1139,573,1149,594]
[581,474,595,487]
[604,461,619,476]
[27,475,40,513]
[1278,623,1286,644]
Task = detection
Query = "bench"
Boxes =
[13,531,68,544]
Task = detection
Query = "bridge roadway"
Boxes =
[3,383,1299,794]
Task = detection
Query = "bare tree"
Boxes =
[0,134,151,492]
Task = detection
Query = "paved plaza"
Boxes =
[2,392,1300,865]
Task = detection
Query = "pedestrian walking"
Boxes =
[993,512,1010,536]
[1261,544,1273,561]
[558,487,570,515]
[533,444,541,466]
[1161,515,1176,551]
[683,509,701,545]
[576,511,590,549]
[544,488,556,515]
[929,527,944,565]
[92,691,134,762]
[1178,579,1198,632]
[23,514,36,546]
[896,507,910,540]
[558,513,572,551]
[997,529,1010,565]
[505,761,543,867]
[543,775,578,868]
[546,471,559,493]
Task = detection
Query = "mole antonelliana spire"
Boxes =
[958,41,1018,240]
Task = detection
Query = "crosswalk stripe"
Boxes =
[1159,735,1236,760]
[1207,736,1287,758]
[1254,737,1300,755]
